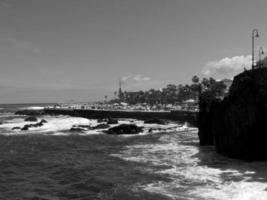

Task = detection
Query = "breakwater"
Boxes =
[44,108,198,126]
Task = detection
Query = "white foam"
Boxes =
[111,130,267,200]
[0,115,94,135]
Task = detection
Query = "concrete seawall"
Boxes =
[44,108,198,126]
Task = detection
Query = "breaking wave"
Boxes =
[112,131,267,200]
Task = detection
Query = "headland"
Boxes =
[198,67,267,160]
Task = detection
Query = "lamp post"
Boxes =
[252,29,259,70]
[259,47,264,68]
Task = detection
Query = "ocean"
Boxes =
[0,104,267,200]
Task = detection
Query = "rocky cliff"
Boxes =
[198,68,267,160]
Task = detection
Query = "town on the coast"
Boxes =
[49,75,232,113]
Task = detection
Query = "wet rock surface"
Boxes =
[21,121,46,131]
[105,124,143,135]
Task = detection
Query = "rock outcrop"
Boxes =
[105,124,143,135]
[198,91,219,145]
[198,68,267,160]
[21,121,46,131]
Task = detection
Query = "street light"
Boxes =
[252,29,259,70]
[259,47,264,68]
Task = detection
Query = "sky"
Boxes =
[0,0,267,103]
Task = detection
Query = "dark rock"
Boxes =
[12,127,21,130]
[15,109,44,116]
[105,124,143,135]
[107,118,118,124]
[21,125,30,131]
[25,116,38,122]
[198,68,267,160]
[40,119,48,123]
[144,118,167,125]
[21,121,45,131]
[197,91,220,145]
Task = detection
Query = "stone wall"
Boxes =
[44,109,198,126]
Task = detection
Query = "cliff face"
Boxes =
[199,68,267,160]
[198,92,217,145]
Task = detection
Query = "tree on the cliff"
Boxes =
[192,75,200,84]
[200,77,227,98]
[191,75,201,100]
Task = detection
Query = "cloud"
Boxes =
[120,74,165,91]
[122,74,151,82]
[121,75,131,81]
[202,55,252,78]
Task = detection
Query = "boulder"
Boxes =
[105,124,143,135]
[21,125,30,131]
[40,119,48,123]
[21,121,45,131]
[144,118,167,125]
[25,116,38,122]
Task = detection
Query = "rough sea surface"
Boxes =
[0,104,267,200]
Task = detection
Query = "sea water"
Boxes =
[0,104,267,200]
